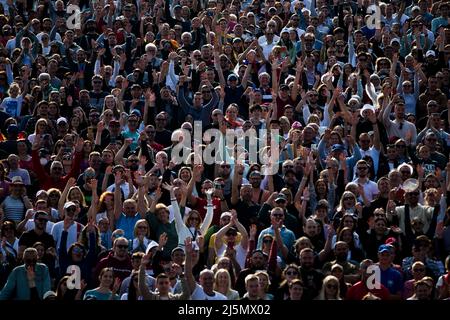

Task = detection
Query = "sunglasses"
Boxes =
[326,284,338,289]
[189,217,200,221]
[286,271,298,276]
[272,214,284,218]
[72,247,84,254]
[116,244,128,249]
[263,238,273,243]
[413,268,425,272]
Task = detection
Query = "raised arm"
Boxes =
[113,172,123,221]
[200,189,214,235]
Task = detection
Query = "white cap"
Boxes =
[412,5,420,11]
[390,38,400,45]
[57,117,68,125]
[145,240,159,254]
[360,104,375,117]
[425,50,436,57]
[63,201,77,210]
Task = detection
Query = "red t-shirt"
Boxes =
[346,281,391,300]
[194,197,222,227]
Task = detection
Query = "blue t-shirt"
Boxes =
[380,267,403,295]
[83,289,119,300]
[116,212,141,241]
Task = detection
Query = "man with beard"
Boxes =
[155,86,181,130]
[382,100,417,146]
[235,250,268,296]
[248,171,270,205]
[298,248,324,300]
[76,19,100,53]
[67,48,95,90]
[322,241,360,284]
[80,108,101,141]
[230,164,260,229]
[31,135,83,190]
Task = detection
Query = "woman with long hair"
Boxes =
[255,270,274,300]
[213,268,240,300]
[27,118,50,145]
[275,264,301,300]
[55,275,86,300]
[96,191,115,224]
[83,267,120,300]
[121,271,143,300]
[315,275,341,300]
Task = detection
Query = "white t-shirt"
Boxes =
[51,221,84,252]
[191,284,227,300]
[216,243,247,269]
[352,178,379,202]
[25,219,54,234]
[107,182,131,199]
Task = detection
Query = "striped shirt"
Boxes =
[2,196,25,222]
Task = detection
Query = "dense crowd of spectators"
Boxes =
[0,0,449,301]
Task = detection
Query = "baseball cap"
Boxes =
[220,212,232,219]
[36,190,47,197]
[34,210,50,220]
[227,73,238,81]
[145,240,159,254]
[130,109,141,117]
[360,104,375,117]
[425,50,436,57]
[275,193,287,203]
[43,291,56,300]
[64,201,77,210]
[331,144,345,152]
[11,176,24,185]
[390,38,400,45]
[279,84,289,91]
[56,117,68,125]
[378,244,392,254]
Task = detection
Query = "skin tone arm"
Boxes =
[291,58,303,102]
[58,178,76,220]
[214,50,226,88]
[184,237,196,294]
[231,163,243,206]
[230,210,248,250]
[114,139,132,166]
[138,252,155,300]
[113,172,123,222]
[273,220,289,259]
[187,164,202,207]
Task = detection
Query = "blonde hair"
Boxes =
[214,268,232,294]
[133,219,149,238]
[316,275,341,300]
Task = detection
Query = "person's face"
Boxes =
[34,215,48,230]
[100,270,114,287]
[378,251,392,265]
[406,191,420,205]
[300,252,314,269]
[335,243,348,260]
[71,245,85,262]
[172,251,185,265]
[246,279,259,297]
[285,267,299,282]
[271,210,285,225]
[251,253,265,268]
[415,284,432,300]
[257,274,268,291]
[217,273,229,287]
[98,219,110,232]
[123,202,137,216]
[325,281,339,296]
[289,283,303,300]
[114,240,129,257]
[23,252,38,268]
[304,220,317,237]
[200,272,214,291]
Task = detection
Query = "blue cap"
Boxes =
[378,244,392,254]
[131,109,141,116]
[227,73,238,81]
[331,144,345,152]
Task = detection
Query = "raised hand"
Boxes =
[184,237,193,255]
[249,224,257,239]
[158,232,168,248]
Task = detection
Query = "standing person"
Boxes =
[298,248,324,300]
[137,250,190,300]
[185,238,227,300]
[346,259,391,300]
[377,245,404,299]
[51,202,84,252]
[94,237,132,283]
[0,248,51,300]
